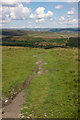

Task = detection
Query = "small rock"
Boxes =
[5,100,8,103]
[36,62,39,64]
[37,71,41,75]
[27,116,30,118]
[26,112,28,114]
[21,115,25,118]
[23,106,28,109]
[44,114,47,117]
[30,114,32,116]
[44,62,47,65]
[44,113,47,117]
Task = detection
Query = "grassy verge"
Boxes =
[22,48,78,118]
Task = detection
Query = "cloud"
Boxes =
[53,16,78,28]
[67,8,75,15]
[10,4,30,19]
[55,5,63,9]
[36,18,45,23]
[56,7,77,27]
[46,11,53,18]
[59,16,65,20]
[72,18,77,23]
[1,0,32,7]
[0,6,2,19]
[1,3,30,23]
[1,0,79,2]
[36,7,45,15]
[2,2,18,7]
[0,24,2,27]
[1,4,53,24]
[58,14,78,27]
[2,6,11,20]
[1,1,78,28]
[1,0,19,7]
[0,19,11,23]
[30,7,53,23]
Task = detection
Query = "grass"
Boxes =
[2,46,41,98]
[22,47,78,118]
[2,46,78,118]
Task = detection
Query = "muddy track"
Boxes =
[2,64,39,118]
[2,65,38,107]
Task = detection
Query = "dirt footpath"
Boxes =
[2,90,25,118]
[2,56,48,118]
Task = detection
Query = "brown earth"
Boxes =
[2,91,25,118]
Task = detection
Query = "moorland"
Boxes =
[1,29,79,118]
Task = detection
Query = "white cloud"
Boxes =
[36,18,45,23]
[30,7,53,22]
[1,3,30,23]
[0,0,79,2]
[1,4,53,24]
[46,11,53,18]
[1,1,78,28]
[10,4,30,19]
[58,14,78,27]
[67,8,75,15]
[0,6,2,20]
[56,7,77,27]
[30,13,36,19]
[59,16,65,20]
[1,0,19,7]
[2,3,18,7]
[0,18,11,23]
[2,6,11,20]
[72,18,77,22]
[36,7,45,15]
[0,24,2,27]
[55,5,63,9]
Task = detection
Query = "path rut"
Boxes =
[2,91,25,118]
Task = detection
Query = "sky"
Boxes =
[0,0,79,28]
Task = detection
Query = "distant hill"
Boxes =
[1,28,79,48]
[48,28,79,33]
[0,28,80,33]
[21,28,79,33]
[2,28,79,33]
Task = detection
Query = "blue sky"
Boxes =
[0,2,78,28]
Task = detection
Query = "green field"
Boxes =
[2,46,78,118]
[2,47,39,98]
